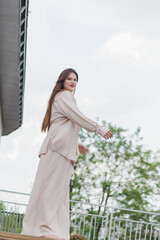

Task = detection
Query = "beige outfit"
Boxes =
[21,151,73,239]
[39,90,109,162]
[21,90,109,239]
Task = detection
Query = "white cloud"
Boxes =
[88,31,160,151]
[45,0,160,32]
[47,0,118,26]
[99,32,146,60]
[91,32,160,100]
[92,32,160,67]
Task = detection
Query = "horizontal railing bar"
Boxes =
[112,216,160,226]
[0,189,30,196]
[1,189,160,217]
[70,210,106,218]
[0,200,28,207]
[70,200,160,216]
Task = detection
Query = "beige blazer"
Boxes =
[38,90,109,162]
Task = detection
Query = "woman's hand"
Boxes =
[104,130,113,139]
[78,143,89,155]
[69,143,89,167]
[70,160,76,166]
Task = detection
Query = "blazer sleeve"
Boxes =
[54,90,110,138]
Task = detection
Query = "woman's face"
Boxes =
[63,72,78,92]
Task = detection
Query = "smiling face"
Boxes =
[63,72,78,92]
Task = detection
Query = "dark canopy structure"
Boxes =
[0,0,29,135]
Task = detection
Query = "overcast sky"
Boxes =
[0,0,160,198]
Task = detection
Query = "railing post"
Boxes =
[108,208,113,240]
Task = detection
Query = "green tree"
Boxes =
[70,119,160,239]
[0,202,23,233]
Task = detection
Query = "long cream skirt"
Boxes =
[21,150,74,240]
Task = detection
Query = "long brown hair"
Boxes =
[41,68,79,132]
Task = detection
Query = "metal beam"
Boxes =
[0,0,29,135]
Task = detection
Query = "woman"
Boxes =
[21,68,113,240]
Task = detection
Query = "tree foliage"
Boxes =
[70,119,160,237]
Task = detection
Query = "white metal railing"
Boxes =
[0,189,160,240]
